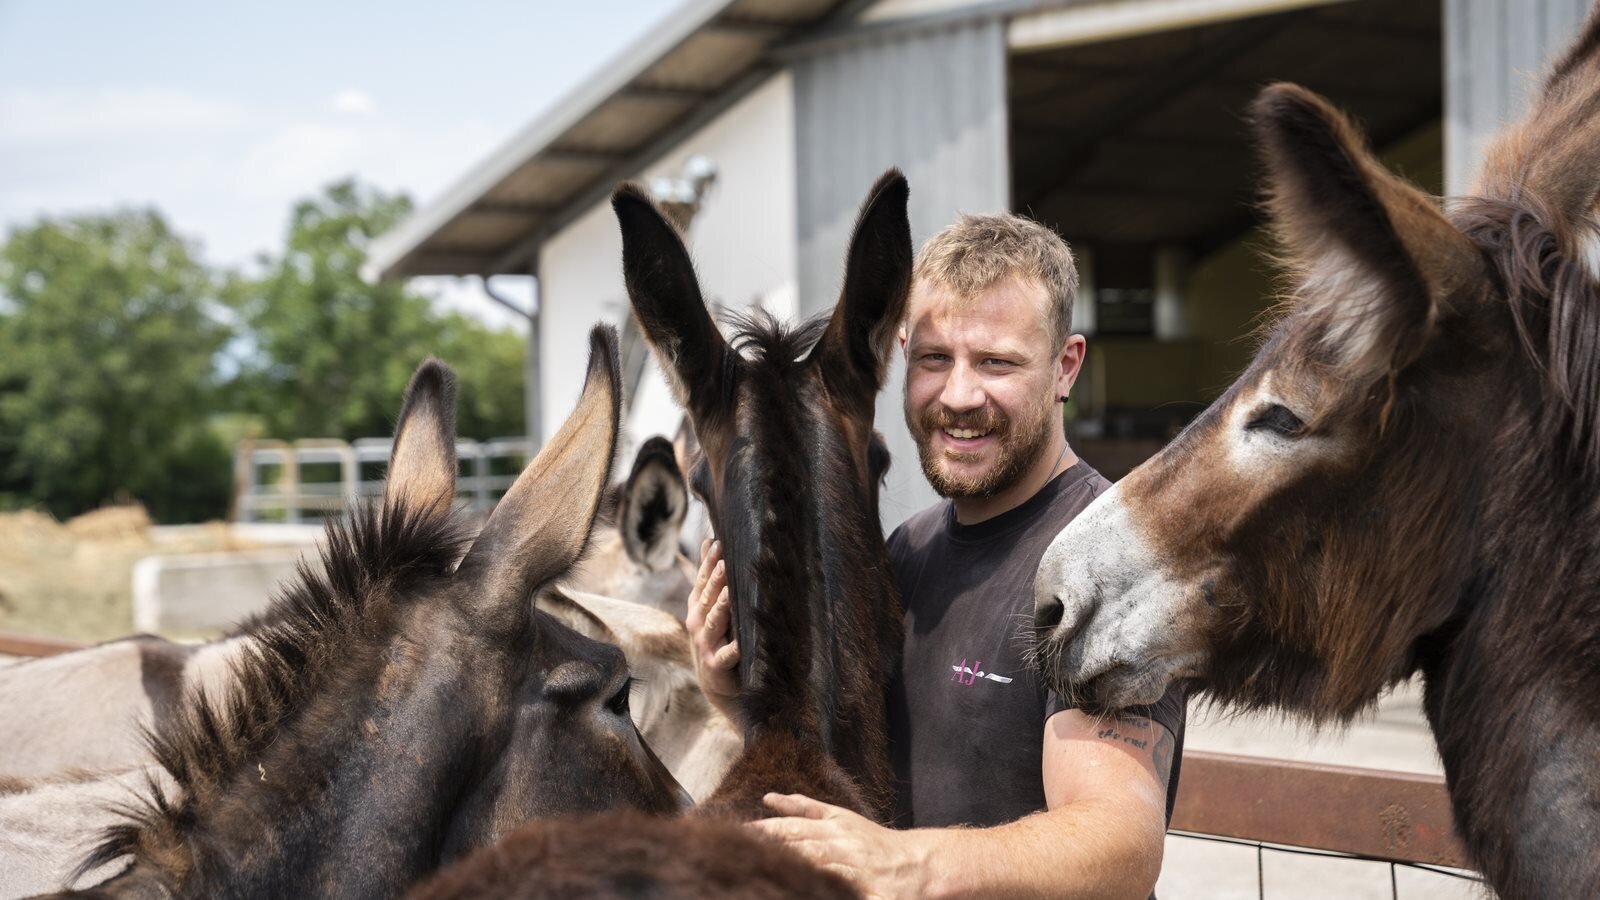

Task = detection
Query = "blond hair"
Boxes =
[912,213,1079,346]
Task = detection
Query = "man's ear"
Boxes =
[1054,334,1086,401]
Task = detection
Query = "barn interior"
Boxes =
[1007,0,1443,476]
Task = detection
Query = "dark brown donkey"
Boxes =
[1033,12,1600,899]
[57,328,685,899]
[412,172,912,898]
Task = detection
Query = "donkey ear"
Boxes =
[613,184,728,415]
[384,359,458,518]
[1254,84,1483,379]
[618,436,688,572]
[459,326,621,621]
[1476,6,1600,229]
[809,170,914,399]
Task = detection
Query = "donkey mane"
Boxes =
[723,308,830,363]
[1452,197,1600,476]
[79,499,473,878]
[719,310,840,742]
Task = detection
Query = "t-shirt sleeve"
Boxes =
[1045,681,1188,740]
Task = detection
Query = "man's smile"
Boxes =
[938,426,998,454]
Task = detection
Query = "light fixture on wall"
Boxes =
[648,156,719,232]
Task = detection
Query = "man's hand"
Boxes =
[686,538,740,722]
[749,793,930,900]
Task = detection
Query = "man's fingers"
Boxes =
[687,552,713,628]
[707,559,726,607]
[701,550,726,616]
[747,816,827,844]
[686,540,722,629]
[763,792,838,820]
[705,585,730,634]
[710,638,740,671]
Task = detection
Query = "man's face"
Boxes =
[901,275,1070,498]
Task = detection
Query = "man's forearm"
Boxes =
[908,797,1165,900]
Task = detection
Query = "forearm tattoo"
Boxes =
[1095,713,1176,791]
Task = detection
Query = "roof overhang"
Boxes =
[368,0,865,280]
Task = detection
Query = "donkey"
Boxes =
[1,767,173,895]
[0,636,242,780]
[0,591,736,897]
[1032,13,1600,899]
[410,171,913,898]
[0,437,698,783]
[48,328,685,898]
[565,435,697,621]
[538,587,740,801]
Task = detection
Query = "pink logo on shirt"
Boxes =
[950,658,1014,686]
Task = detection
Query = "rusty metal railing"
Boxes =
[0,630,89,658]
[1170,751,1469,869]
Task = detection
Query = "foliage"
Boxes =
[226,179,524,442]
[0,210,233,523]
[0,179,527,524]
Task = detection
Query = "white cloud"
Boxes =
[330,89,376,116]
[237,122,366,199]
[0,87,253,144]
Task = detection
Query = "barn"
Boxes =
[368,0,1587,527]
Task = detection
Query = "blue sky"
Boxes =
[0,0,681,327]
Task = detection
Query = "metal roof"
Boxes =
[368,0,862,280]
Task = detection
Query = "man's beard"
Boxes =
[906,391,1056,499]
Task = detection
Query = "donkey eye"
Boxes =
[1245,404,1305,437]
[607,678,635,717]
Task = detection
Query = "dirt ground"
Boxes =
[0,506,260,642]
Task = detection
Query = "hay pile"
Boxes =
[0,506,261,642]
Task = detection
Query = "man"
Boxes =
[688,213,1186,899]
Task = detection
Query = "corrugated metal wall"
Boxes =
[1446,0,1590,193]
[791,16,1010,529]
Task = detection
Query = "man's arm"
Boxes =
[751,709,1174,900]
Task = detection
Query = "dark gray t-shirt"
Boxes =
[886,460,1187,830]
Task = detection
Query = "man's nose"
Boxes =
[938,361,985,411]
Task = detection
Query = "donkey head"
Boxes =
[616,436,690,573]
[86,328,684,899]
[1032,83,1526,721]
[565,436,696,620]
[612,171,910,815]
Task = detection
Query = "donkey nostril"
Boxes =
[1036,595,1065,632]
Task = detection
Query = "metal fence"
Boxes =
[232,437,533,523]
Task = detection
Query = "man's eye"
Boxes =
[1245,404,1304,436]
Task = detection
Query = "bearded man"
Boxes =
[689,214,1186,899]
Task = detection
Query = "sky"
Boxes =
[0,0,682,329]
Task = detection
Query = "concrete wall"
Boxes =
[537,72,798,450]
[132,550,304,634]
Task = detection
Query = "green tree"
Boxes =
[0,210,233,522]
[228,179,524,441]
